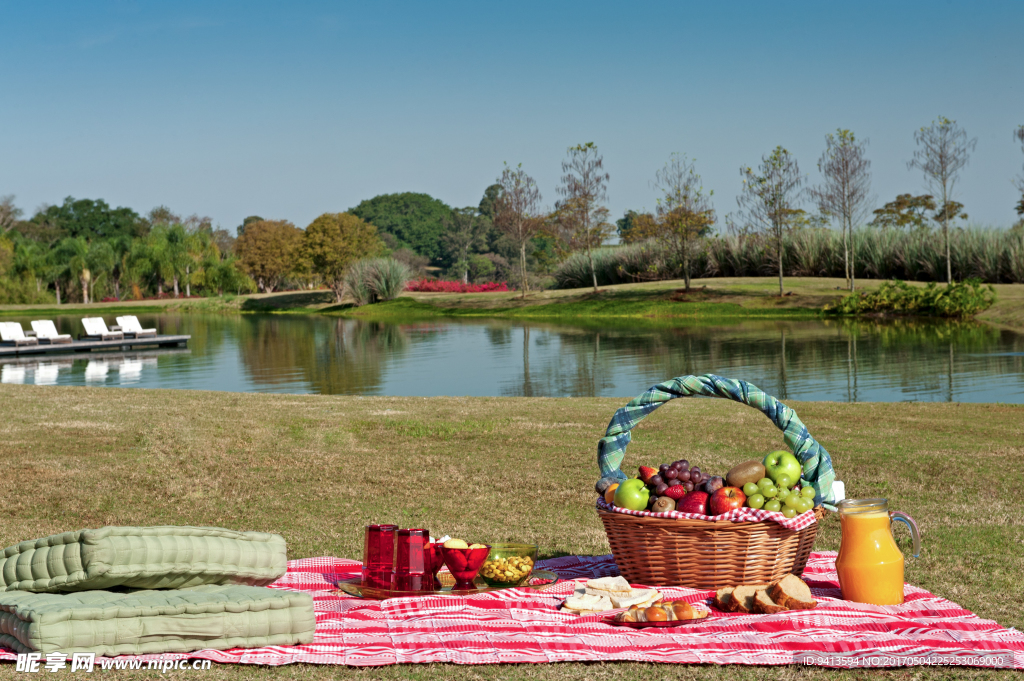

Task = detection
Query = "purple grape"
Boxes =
[650,475,663,486]
[683,481,694,492]
[691,467,701,478]
[655,483,668,495]
[667,478,681,487]
[678,470,691,482]
[664,468,678,480]
[677,460,690,469]
[659,464,671,474]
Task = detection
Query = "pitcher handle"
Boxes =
[890,511,920,558]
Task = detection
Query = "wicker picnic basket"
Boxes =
[596,374,837,590]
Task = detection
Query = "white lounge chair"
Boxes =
[116,315,157,338]
[0,322,39,347]
[30,320,73,344]
[80,318,124,341]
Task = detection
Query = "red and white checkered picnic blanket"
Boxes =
[2,552,1021,669]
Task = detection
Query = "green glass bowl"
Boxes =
[479,543,539,587]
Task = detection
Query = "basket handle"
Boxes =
[597,374,837,510]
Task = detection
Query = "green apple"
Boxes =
[763,450,802,486]
[613,478,650,511]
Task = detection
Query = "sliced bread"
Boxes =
[713,586,734,611]
[753,589,786,614]
[768,574,817,610]
[584,576,632,599]
[563,592,613,615]
[729,584,769,613]
[610,588,660,609]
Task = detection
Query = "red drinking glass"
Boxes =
[394,528,431,592]
[427,541,445,589]
[362,524,397,588]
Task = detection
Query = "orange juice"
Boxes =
[836,509,906,605]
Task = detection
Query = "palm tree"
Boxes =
[58,237,92,303]
[87,240,116,303]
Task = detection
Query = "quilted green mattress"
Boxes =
[0,585,315,655]
[0,526,287,593]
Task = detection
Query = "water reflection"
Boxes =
[1,313,1022,402]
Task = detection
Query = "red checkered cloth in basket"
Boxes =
[596,497,820,530]
[1,553,1021,669]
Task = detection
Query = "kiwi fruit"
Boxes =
[727,459,767,488]
[652,497,676,513]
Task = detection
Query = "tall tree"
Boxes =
[442,207,488,284]
[870,194,937,230]
[630,154,716,291]
[234,219,304,293]
[494,164,542,298]
[57,237,92,303]
[616,210,650,243]
[908,117,977,284]
[33,197,146,240]
[0,195,22,233]
[349,193,452,261]
[304,212,383,302]
[1015,125,1024,218]
[555,142,612,293]
[736,146,805,296]
[810,130,872,291]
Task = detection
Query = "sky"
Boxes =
[1,0,1023,232]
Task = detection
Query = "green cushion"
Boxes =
[0,527,287,593]
[0,585,315,655]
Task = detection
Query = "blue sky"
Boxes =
[2,1,1022,231]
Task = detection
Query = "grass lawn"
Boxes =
[4,277,1023,331]
[0,384,1021,679]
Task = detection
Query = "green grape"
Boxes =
[777,486,789,498]
[757,477,774,492]
[775,474,793,488]
[784,493,801,509]
[743,482,759,496]
[801,486,817,499]
[746,493,765,510]
[762,485,778,499]
[764,499,782,512]
[782,507,798,519]
[796,498,814,513]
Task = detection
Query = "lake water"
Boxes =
[2,313,1024,402]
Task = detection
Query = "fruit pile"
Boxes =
[596,450,819,518]
[480,555,535,584]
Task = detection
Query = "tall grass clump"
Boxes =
[344,257,411,306]
[552,226,1024,289]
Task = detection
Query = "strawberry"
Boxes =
[663,485,688,501]
[638,466,658,484]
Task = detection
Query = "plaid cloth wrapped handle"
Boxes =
[597,374,838,510]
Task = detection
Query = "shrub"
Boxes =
[344,257,411,306]
[823,279,996,319]
[406,279,510,293]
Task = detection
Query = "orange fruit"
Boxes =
[604,483,619,505]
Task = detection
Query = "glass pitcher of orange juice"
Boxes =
[836,498,920,605]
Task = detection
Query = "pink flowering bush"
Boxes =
[406,279,511,293]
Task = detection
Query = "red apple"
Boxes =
[709,486,746,515]
[676,491,709,514]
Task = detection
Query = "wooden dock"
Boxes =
[0,335,190,357]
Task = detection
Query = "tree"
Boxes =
[810,130,872,291]
[236,216,264,238]
[349,193,452,261]
[235,220,304,293]
[56,237,92,303]
[870,194,937,230]
[908,117,977,284]
[494,163,542,298]
[442,207,488,284]
[630,154,716,290]
[736,146,805,296]
[555,142,612,293]
[0,195,22,233]
[32,197,146,240]
[616,210,650,243]
[1015,125,1024,217]
[304,212,383,302]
